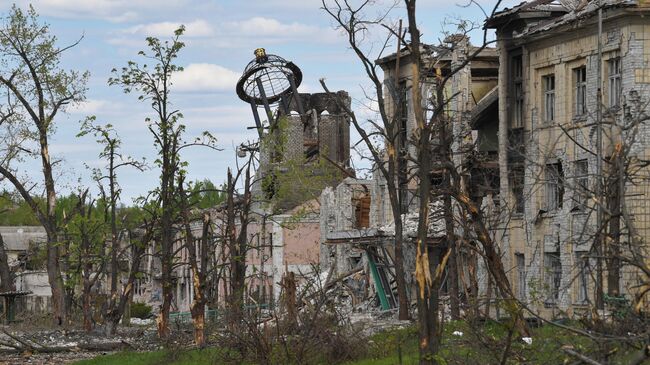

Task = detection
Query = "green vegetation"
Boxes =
[260,116,344,213]
[130,302,153,319]
[0,191,40,226]
[76,321,648,365]
[75,348,224,365]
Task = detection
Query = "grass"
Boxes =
[75,320,645,365]
[74,348,224,365]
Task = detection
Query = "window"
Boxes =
[354,195,371,229]
[543,75,555,122]
[512,55,524,128]
[576,252,589,303]
[574,66,587,116]
[573,160,589,210]
[544,253,562,303]
[511,166,525,214]
[508,128,525,215]
[608,58,622,108]
[516,253,526,300]
[545,162,564,211]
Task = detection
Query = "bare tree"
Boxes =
[77,117,146,334]
[109,26,187,339]
[321,0,412,321]
[109,25,218,338]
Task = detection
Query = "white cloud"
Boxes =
[231,17,318,36]
[173,63,240,93]
[68,99,108,115]
[125,20,215,37]
[11,0,189,22]
[224,17,338,43]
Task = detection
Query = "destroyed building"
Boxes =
[0,226,51,315]
[133,51,352,314]
[320,39,499,310]
[319,0,650,317]
[487,0,650,315]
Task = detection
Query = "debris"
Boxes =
[522,337,532,345]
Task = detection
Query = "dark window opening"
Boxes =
[354,195,371,229]
[576,252,589,303]
[545,162,564,211]
[510,166,525,214]
[511,55,524,128]
[573,160,588,211]
[544,252,562,304]
[516,253,526,300]
[608,58,622,108]
[543,74,555,122]
[574,66,587,117]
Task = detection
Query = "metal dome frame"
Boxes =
[236,49,305,138]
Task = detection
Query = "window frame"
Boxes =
[576,252,589,304]
[511,54,524,128]
[573,159,589,211]
[543,74,555,123]
[574,66,587,117]
[608,57,622,108]
[545,162,564,211]
[544,252,562,304]
[516,253,527,300]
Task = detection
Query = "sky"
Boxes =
[0,0,516,203]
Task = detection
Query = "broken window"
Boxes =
[573,159,589,211]
[576,252,589,303]
[511,55,524,128]
[510,166,525,214]
[543,74,555,122]
[516,253,526,300]
[608,58,622,108]
[545,162,564,211]
[574,66,587,117]
[354,195,371,229]
[544,252,562,303]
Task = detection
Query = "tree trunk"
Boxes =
[82,281,92,332]
[190,299,206,347]
[158,260,172,339]
[46,235,66,326]
[392,205,411,320]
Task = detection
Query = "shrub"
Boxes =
[131,302,152,319]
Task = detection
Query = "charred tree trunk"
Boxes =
[407,1,444,362]
[179,178,211,348]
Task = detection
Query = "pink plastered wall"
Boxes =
[282,222,320,265]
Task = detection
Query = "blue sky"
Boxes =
[0,0,513,203]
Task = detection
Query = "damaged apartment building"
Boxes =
[486,0,650,315]
[320,0,650,317]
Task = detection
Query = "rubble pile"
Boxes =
[0,326,160,365]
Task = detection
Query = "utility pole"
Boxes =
[595,3,605,310]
